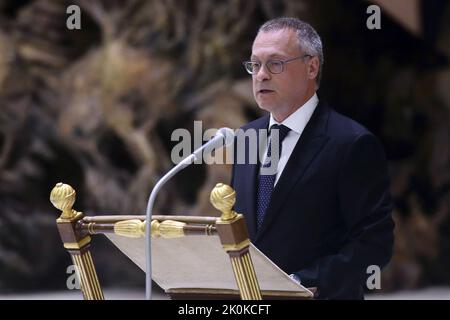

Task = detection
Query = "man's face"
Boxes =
[251,28,314,119]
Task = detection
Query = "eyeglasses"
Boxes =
[243,54,313,75]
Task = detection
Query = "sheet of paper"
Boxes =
[105,233,312,297]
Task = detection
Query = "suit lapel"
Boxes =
[255,102,330,242]
[241,116,269,240]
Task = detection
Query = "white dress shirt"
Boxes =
[263,93,319,185]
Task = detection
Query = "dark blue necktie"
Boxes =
[256,124,291,230]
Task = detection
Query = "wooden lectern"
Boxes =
[50,182,314,300]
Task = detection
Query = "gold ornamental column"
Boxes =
[50,183,104,300]
[210,183,262,300]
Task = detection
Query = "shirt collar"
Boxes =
[269,93,319,135]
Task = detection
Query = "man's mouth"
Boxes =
[258,89,275,94]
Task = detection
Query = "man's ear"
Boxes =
[308,56,320,80]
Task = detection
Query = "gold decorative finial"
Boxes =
[114,219,186,238]
[50,182,77,219]
[114,220,146,238]
[154,220,186,238]
[210,183,237,221]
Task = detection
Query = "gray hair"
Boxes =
[258,17,324,87]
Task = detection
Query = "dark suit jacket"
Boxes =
[230,100,395,299]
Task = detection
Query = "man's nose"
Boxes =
[255,64,271,81]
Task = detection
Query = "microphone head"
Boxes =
[216,127,235,146]
[192,127,235,160]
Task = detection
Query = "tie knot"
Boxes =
[270,124,291,143]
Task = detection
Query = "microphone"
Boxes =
[145,127,235,300]
[183,127,235,166]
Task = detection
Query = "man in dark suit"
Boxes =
[231,17,395,299]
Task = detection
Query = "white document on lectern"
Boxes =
[105,234,313,297]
